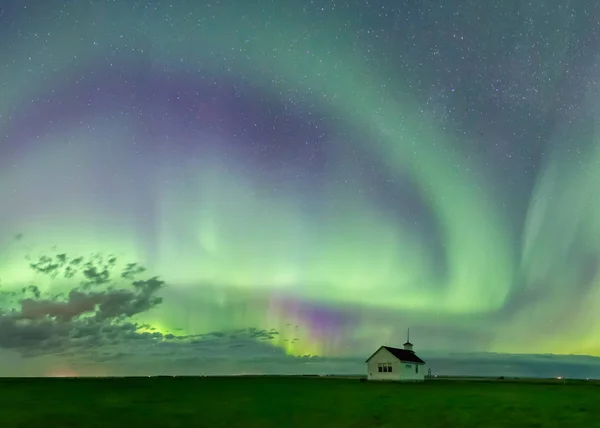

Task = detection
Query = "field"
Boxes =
[2,376,599,427]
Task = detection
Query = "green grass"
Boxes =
[1,376,599,427]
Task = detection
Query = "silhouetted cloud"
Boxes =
[420,352,600,379]
[0,253,165,356]
[2,250,600,380]
[0,250,292,372]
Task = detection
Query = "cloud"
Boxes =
[20,291,101,322]
[79,346,600,379]
[2,249,600,380]
[0,253,165,357]
[0,249,293,374]
[415,352,600,379]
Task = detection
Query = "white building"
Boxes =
[365,335,426,382]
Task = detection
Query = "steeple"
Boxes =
[403,328,413,351]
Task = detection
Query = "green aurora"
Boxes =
[0,1,599,368]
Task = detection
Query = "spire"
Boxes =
[403,328,413,351]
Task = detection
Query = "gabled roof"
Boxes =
[365,346,426,364]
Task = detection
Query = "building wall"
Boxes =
[367,347,402,381]
[396,361,426,381]
[366,347,426,381]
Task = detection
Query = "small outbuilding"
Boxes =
[365,333,426,382]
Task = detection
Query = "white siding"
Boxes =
[367,347,402,381]
[366,347,426,382]
[396,361,426,381]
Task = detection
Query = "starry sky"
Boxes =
[1,0,600,378]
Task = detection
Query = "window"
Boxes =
[377,363,393,373]
[416,365,419,374]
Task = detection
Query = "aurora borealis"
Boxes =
[1,0,600,377]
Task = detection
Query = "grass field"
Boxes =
[2,376,599,427]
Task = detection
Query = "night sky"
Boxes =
[1,0,600,377]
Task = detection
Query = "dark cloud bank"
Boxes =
[0,251,599,379]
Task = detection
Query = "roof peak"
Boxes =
[374,345,425,364]
[385,345,413,352]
